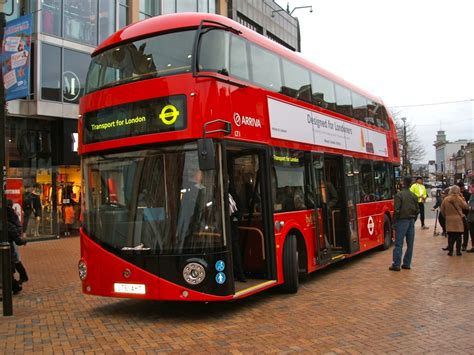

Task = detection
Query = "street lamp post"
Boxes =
[0,0,14,316]
[401,117,408,176]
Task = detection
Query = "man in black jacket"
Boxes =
[390,177,419,271]
[458,182,471,251]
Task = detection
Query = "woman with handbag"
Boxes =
[440,185,469,256]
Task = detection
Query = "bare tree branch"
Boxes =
[390,111,426,164]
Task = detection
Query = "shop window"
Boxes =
[359,160,375,202]
[311,72,336,110]
[63,0,97,45]
[41,43,61,101]
[63,49,90,104]
[273,149,307,212]
[249,44,282,92]
[99,0,116,43]
[335,84,353,117]
[42,0,61,37]
[198,0,208,12]
[119,0,130,28]
[281,59,311,103]
[209,0,216,13]
[139,0,157,20]
[177,0,197,12]
[163,0,176,14]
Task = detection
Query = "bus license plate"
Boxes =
[114,283,146,295]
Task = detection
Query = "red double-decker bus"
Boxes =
[78,13,400,301]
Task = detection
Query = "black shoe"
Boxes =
[442,247,449,251]
[447,252,453,256]
[12,283,22,295]
[456,252,462,256]
[389,265,401,271]
[401,265,411,270]
[466,248,474,253]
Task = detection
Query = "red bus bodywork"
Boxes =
[79,13,399,301]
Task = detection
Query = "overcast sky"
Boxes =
[276,0,474,161]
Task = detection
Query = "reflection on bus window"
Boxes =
[249,43,282,92]
[82,144,223,254]
[85,30,196,93]
[273,149,307,212]
[199,29,230,75]
[359,161,375,202]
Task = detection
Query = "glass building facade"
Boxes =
[4,0,297,240]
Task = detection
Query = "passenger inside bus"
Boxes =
[176,169,206,250]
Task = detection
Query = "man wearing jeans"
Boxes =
[390,177,420,271]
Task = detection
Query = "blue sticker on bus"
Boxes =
[215,272,226,285]
[215,260,225,272]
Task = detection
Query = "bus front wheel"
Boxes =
[282,234,299,293]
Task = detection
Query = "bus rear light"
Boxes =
[78,260,88,281]
[183,262,206,285]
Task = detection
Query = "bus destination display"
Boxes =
[83,95,186,144]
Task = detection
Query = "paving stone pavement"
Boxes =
[1,218,474,354]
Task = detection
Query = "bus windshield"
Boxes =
[82,144,224,254]
[85,29,196,93]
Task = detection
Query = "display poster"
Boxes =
[2,14,32,101]
[6,178,23,223]
[268,97,388,157]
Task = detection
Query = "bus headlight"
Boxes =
[78,260,88,281]
[183,262,206,285]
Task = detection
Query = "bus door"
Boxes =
[225,144,275,294]
[343,157,360,254]
[311,153,332,265]
[321,155,349,257]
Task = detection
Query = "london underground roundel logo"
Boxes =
[233,112,242,126]
[159,104,180,125]
[367,216,375,235]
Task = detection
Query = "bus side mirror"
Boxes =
[197,139,216,171]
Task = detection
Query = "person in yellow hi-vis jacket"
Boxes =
[410,177,429,229]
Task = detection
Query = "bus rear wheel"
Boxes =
[282,234,299,293]
[381,215,392,250]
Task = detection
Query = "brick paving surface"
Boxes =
[1,218,474,354]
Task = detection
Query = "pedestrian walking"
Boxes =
[7,199,28,294]
[432,188,447,236]
[410,176,429,229]
[389,176,419,271]
[64,203,75,236]
[440,185,469,256]
[457,182,471,251]
[465,193,474,253]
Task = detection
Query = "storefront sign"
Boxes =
[268,97,388,157]
[83,95,187,144]
[63,70,81,102]
[2,15,32,101]
[6,178,23,223]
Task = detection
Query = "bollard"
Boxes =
[0,242,13,316]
